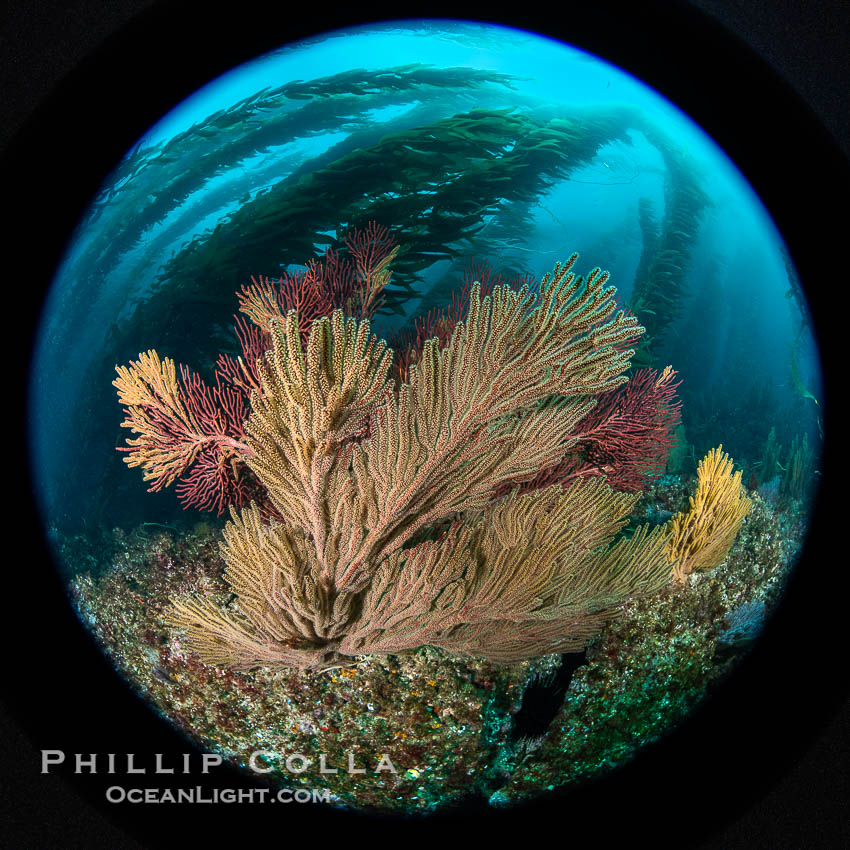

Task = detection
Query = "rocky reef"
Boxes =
[64,472,806,814]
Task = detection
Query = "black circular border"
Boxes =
[4,0,847,846]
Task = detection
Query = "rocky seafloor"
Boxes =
[61,473,807,815]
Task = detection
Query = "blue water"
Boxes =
[28,19,822,536]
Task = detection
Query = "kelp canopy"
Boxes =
[154,105,641,316]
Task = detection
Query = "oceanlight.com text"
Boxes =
[105,786,331,804]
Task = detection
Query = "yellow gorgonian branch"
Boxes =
[113,350,253,512]
[667,446,752,583]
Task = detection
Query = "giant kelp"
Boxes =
[76,65,522,309]
[629,141,711,364]
[154,105,640,316]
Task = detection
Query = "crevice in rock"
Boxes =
[511,650,588,741]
